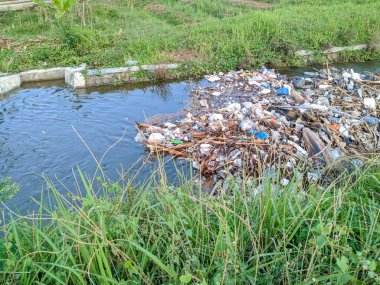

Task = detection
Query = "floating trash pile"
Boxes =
[135,66,380,188]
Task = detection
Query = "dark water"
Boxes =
[279,60,380,77]
[0,80,200,212]
[1,61,379,212]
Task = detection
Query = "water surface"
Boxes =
[1,80,199,212]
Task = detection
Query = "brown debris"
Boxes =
[135,66,380,188]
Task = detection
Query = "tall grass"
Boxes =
[1,158,379,284]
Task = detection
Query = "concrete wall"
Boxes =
[0,63,180,95]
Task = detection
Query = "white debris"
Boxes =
[206,75,220,82]
[339,124,349,137]
[242,102,254,108]
[209,113,224,122]
[260,88,271,95]
[363,97,376,110]
[319,85,332,90]
[281,178,290,186]
[164,122,176,129]
[134,133,144,144]
[240,118,254,131]
[148,133,165,144]
[222,103,241,113]
[200,144,212,155]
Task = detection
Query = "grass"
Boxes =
[0,0,379,74]
[0,158,379,284]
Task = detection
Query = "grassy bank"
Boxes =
[0,0,380,75]
[1,160,379,284]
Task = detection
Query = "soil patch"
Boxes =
[144,3,166,13]
[166,49,203,63]
[227,0,272,9]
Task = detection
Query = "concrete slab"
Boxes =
[322,44,367,54]
[295,50,314,56]
[20,67,65,83]
[65,65,87,89]
[87,66,139,76]
[0,2,35,11]
[0,74,21,95]
[0,0,34,5]
[141,64,179,71]
[296,43,371,57]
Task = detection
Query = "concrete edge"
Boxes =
[0,74,21,95]
[20,67,66,83]
[0,63,181,95]
[0,0,50,12]
[0,2,35,11]
[295,43,380,57]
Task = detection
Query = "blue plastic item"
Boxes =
[362,116,380,124]
[254,132,268,140]
[277,87,289,96]
[246,129,256,135]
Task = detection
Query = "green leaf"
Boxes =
[316,235,327,249]
[369,260,377,271]
[180,273,192,284]
[185,229,193,237]
[337,256,349,273]
[124,261,133,270]
[337,273,351,284]
[128,240,176,278]
[55,11,65,19]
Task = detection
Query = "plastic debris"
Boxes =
[209,114,224,122]
[200,144,212,155]
[254,132,268,140]
[292,77,306,89]
[363,97,376,110]
[240,118,254,132]
[134,133,144,144]
[164,122,176,129]
[277,87,289,96]
[148,133,165,144]
[362,116,380,125]
[135,65,380,191]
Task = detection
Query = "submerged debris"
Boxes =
[135,66,380,190]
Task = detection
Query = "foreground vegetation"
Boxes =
[1,0,380,75]
[1,158,379,284]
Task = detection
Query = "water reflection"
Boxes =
[0,79,200,213]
